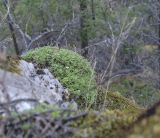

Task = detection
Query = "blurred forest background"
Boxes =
[0,0,160,138]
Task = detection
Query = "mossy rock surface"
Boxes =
[127,103,160,138]
[70,109,139,138]
[22,46,96,106]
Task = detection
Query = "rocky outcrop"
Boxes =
[0,60,69,112]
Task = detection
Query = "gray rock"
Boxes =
[0,60,69,112]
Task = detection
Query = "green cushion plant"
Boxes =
[22,46,96,107]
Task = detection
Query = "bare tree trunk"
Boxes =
[79,0,88,58]
[7,17,20,56]
[91,0,95,20]
[158,10,160,89]
[2,0,19,56]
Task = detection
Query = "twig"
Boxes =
[0,98,38,108]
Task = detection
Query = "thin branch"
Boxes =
[0,98,38,108]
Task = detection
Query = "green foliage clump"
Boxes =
[94,87,144,113]
[24,104,61,117]
[106,91,144,113]
[22,46,96,106]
